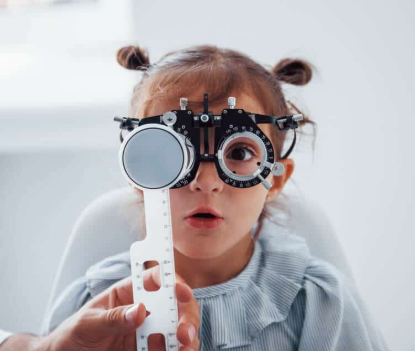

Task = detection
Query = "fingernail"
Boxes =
[125,304,139,326]
[188,324,196,342]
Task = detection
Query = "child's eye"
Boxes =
[226,146,255,161]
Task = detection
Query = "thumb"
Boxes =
[96,303,147,335]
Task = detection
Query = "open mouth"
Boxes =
[186,212,223,229]
[192,213,217,218]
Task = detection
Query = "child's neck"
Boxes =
[173,232,255,290]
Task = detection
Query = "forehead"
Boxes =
[146,90,266,116]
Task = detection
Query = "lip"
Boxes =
[185,206,224,230]
[185,217,224,229]
[185,206,223,219]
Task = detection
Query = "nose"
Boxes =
[189,161,224,193]
[189,127,224,194]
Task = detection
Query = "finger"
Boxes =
[84,276,133,309]
[176,293,200,349]
[176,281,194,303]
[147,333,167,351]
[72,303,147,344]
[177,322,197,348]
[179,346,196,351]
[177,288,200,330]
[111,276,134,305]
[143,265,188,293]
[143,265,161,291]
[93,302,147,335]
[176,301,200,348]
[123,332,137,351]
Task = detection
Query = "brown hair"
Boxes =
[117,44,317,242]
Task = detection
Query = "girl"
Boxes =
[43,44,389,350]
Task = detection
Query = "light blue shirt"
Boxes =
[42,224,389,350]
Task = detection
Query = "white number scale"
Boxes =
[130,188,179,350]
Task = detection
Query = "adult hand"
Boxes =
[40,265,199,351]
[143,265,200,351]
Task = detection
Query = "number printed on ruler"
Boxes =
[130,188,179,350]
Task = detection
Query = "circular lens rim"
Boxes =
[217,131,268,181]
[118,124,189,190]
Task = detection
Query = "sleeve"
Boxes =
[0,330,12,346]
[41,251,131,336]
[41,275,93,336]
[297,257,390,351]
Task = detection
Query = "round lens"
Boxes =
[223,136,263,177]
[123,128,185,189]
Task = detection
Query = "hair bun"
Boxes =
[116,45,150,71]
[272,58,313,85]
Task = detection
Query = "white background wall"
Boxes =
[1,0,414,350]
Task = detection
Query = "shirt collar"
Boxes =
[192,223,310,349]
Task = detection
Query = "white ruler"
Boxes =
[130,188,179,350]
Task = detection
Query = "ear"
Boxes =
[265,158,294,203]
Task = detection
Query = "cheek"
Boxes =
[169,188,188,217]
[228,186,268,218]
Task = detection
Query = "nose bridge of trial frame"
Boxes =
[182,93,236,163]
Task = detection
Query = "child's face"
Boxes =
[132,90,294,260]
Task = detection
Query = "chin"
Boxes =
[175,242,225,260]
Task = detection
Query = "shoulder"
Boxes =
[257,228,354,304]
[257,231,389,349]
[302,255,351,299]
[290,252,365,323]
[292,256,390,350]
[299,254,373,322]
[257,231,353,321]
